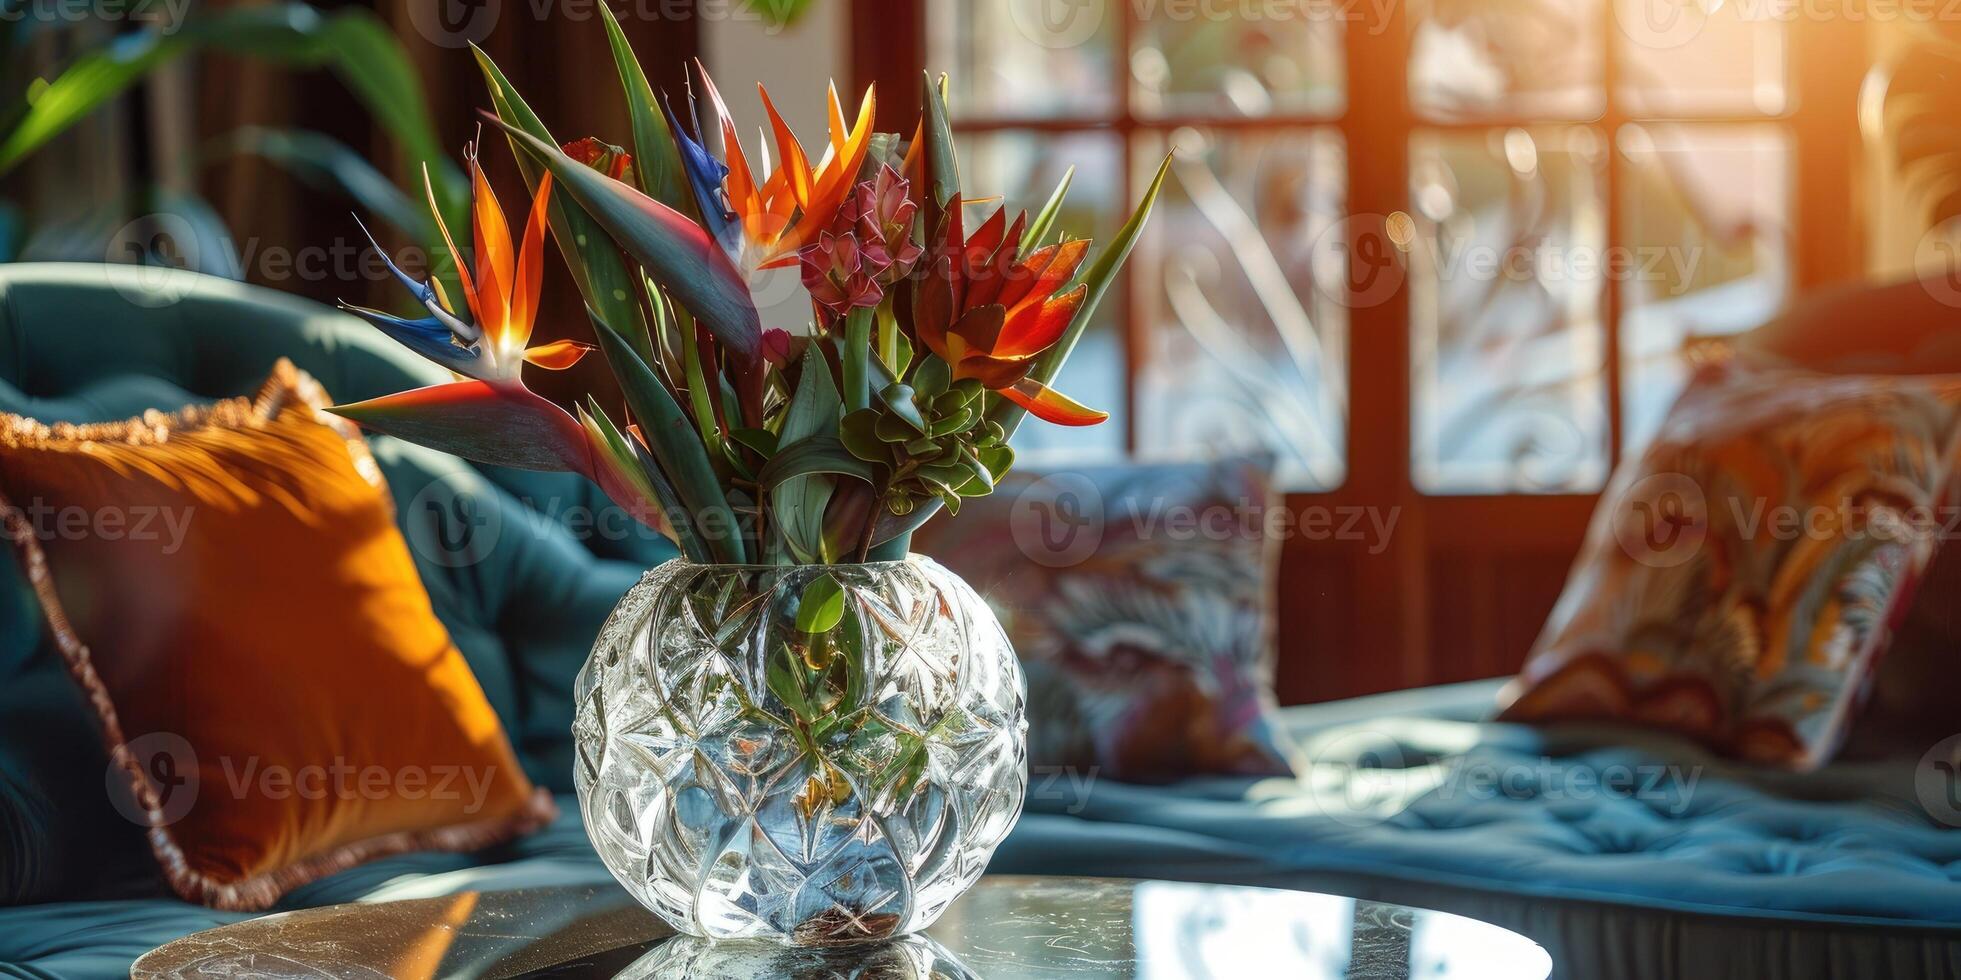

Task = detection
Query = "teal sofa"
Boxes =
[5,264,1961,979]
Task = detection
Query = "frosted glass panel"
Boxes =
[1619,124,1791,451]
[1134,128,1348,490]
[928,0,1119,118]
[1411,128,1609,493]
[1131,6,1343,118]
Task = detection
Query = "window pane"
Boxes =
[958,130,1128,461]
[1410,0,1602,121]
[1411,128,1610,494]
[1133,128,1348,490]
[1619,124,1791,450]
[928,0,1119,118]
[1130,6,1343,118]
[1614,0,1786,115]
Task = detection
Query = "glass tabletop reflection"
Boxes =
[131,876,1551,979]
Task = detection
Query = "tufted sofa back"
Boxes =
[0,263,673,903]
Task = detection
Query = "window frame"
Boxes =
[853,2,1865,701]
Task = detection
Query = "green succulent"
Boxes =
[839,356,1013,518]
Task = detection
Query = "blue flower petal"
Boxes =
[339,303,486,379]
[661,91,735,249]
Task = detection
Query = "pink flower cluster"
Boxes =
[799,164,924,323]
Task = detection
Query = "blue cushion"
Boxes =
[995,679,1961,929]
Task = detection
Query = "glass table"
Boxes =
[131,876,1552,979]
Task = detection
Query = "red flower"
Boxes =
[911,200,1105,426]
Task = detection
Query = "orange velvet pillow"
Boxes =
[0,360,553,910]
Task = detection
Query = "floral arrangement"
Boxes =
[329,11,1165,566]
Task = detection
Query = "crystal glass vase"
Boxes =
[573,556,1027,946]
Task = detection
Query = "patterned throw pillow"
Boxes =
[915,457,1296,783]
[1499,361,1961,769]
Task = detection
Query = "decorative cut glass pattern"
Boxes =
[573,558,1027,946]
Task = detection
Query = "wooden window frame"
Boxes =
[853,2,1865,702]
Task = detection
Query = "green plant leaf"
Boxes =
[597,2,694,219]
[475,46,652,359]
[758,437,877,488]
[878,383,927,432]
[920,71,959,213]
[770,346,845,562]
[841,307,873,413]
[0,6,465,233]
[1021,164,1075,252]
[795,573,846,634]
[589,307,747,563]
[840,410,888,463]
[730,427,779,456]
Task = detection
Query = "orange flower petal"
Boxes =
[1002,377,1108,426]
[759,85,813,209]
[522,338,595,370]
[508,173,553,352]
[997,283,1085,359]
[469,152,515,347]
[997,239,1089,313]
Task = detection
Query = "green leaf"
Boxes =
[597,2,694,219]
[758,437,877,489]
[920,71,960,213]
[475,47,651,358]
[581,397,703,556]
[730,427,779,456]
[876,304,912,377]
[795,573,846,634]
[680,319,727,464]
[989,152,1171,438]
[909,355,950,397]
[840,410,888,464]
[488,114,762,364]
[878,383,927,432]
[771,346,845,563]
[841,307,874,413]
[589,308,747,563]
[1021,164,1075,252]
[767,644,813,718]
